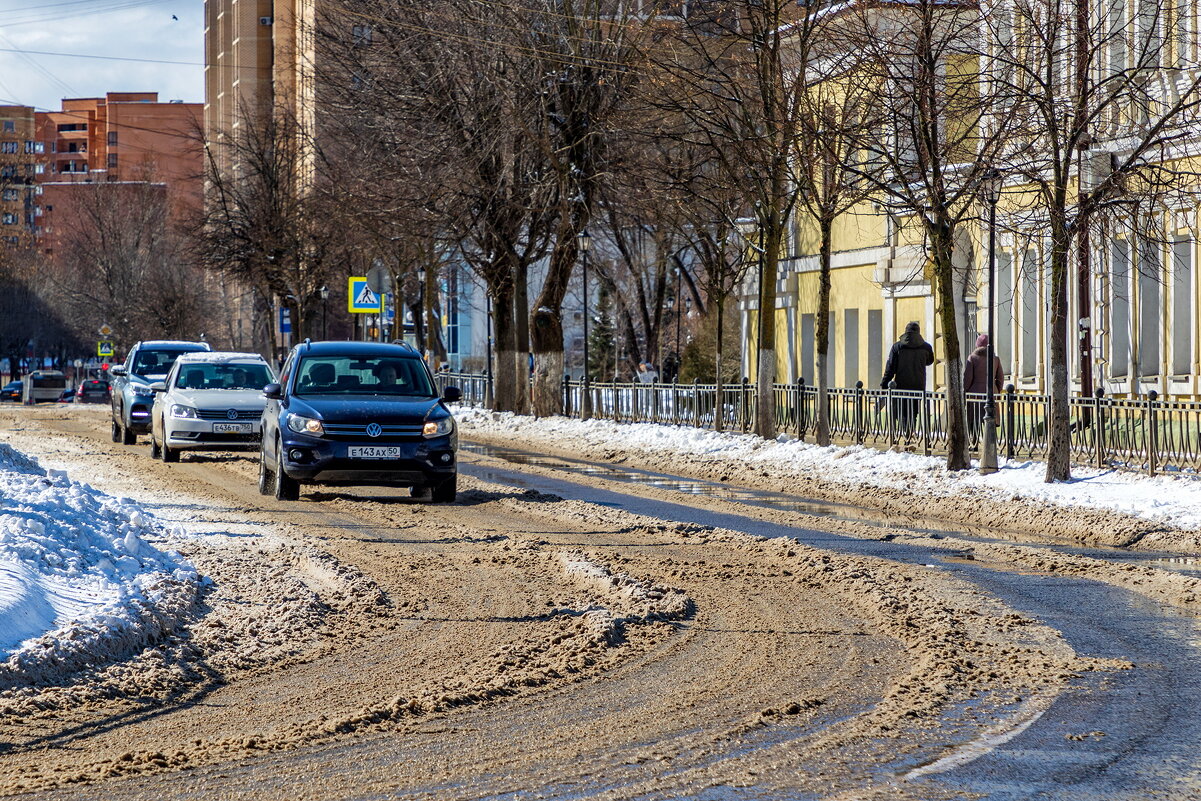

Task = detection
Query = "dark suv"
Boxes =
[258,341,461,502]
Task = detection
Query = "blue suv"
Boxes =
[258,341,461,502]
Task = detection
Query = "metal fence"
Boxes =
[435,371,1201,477]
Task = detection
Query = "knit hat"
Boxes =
[975,333,989,348]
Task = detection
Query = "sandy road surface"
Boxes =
[0,405,1105,799]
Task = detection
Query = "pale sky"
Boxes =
[0,0,204,112]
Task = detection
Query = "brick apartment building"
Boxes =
[33,93,203,254]
[0,105,46,247]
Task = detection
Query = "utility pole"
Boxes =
[1075,0,1095,414]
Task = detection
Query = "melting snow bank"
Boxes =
[454,407,1201,535]
[0,443,200,687]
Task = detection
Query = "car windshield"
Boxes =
[175,362,274,390]
[133,348,201,378]
[293,356,434,397]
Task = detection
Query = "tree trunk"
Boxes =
[513,263,531,414]
[815,219,834,447]
[754,221,783,439]
[714,296,725,432]
[932,227,969,470]
[1045,222,1072,482]
[531,308,564,417]
[492,280,519,413]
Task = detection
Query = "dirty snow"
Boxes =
[0,442,200,683]
[454,407,1201,532]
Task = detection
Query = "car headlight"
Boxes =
[287,414,325,436]
[423,417,454,438]
[170,404,197,419]
[132,385,155,398]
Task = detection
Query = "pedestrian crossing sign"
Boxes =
[97,341,114,357]
[348,277,383,313]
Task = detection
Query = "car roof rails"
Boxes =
[391,340,418,354]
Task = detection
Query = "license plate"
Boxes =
[212,422,252,433]
[348,446,402,459]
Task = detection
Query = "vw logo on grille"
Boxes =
[365,423,383,438]
[226,409,239,420]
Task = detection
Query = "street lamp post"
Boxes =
[319,285,328,340]
[674,265,682,383]
[578,229,592,419]
[980,169,1002,474]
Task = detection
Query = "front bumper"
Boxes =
[125,393,157,432]
[165,417,263,450]
[279,434,456,487]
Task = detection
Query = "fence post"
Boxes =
[735,377,744,432]
[1005,384,1016,461]
[673,378,680,425]
[855,381,864,444]
[796,377,806,440]
[1094,387,1106,468]
[922,389,932,457]
[1147,390,1158,476]
[563,374,572,418]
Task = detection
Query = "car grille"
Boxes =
[197,409,261,421]
[322,422,425,441]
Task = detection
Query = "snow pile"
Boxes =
[455,406,1201,532]
[0,443,200,687]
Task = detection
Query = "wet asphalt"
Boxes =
[459,441,1201,800]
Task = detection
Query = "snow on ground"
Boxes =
[455,406,1201,532]
[0,440,201,686]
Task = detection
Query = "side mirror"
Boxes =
[149,382,167,393]
[109,366,127,377]
[442,386,462,403]
[263,383,283,400]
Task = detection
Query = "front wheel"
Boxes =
[274,440,300,501]
[121,420,136,445]
[160,432,179,463]
[431,474,457,504]
[110,419,121,443]
[257,442,274,495]
[149,435,161,459]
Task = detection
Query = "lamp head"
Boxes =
[577,229,592,253]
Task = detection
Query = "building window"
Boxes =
[1172,236,1194,375]
[1138,237,1162,377]
[844,308,860,386]
[1020,248,1039,378]
[107,153,118,169]
[0,166,14,179]
[801,314,814,385]
[1,189,16,201]
[996,251,1014,371]
[1,213,16,225]
[352,25,373,44]
[867,309,883,385]
[108,131,117,146]
[1,121,12,133]
[1111,239,1131,378]
[0,141,17,154]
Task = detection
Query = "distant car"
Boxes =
[258,341,461,502]
[149,352,276,463]
[75,379,111,404]
[57,388,74,403]
[1,381,22,402]
[109,340,210,444]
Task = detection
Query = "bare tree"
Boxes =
[839,0,1014,470]
[199,105,342,348]
[49,181,209,350]
[657,1,811,439]
[986,0,1201,480]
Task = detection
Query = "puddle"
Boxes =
[461,440,1201,580]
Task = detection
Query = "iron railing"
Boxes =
[434,371,1200,477]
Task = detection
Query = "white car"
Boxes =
[149,352,276,463]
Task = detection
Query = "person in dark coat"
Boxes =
[881,321,934,434]
[963,333,1005,436]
